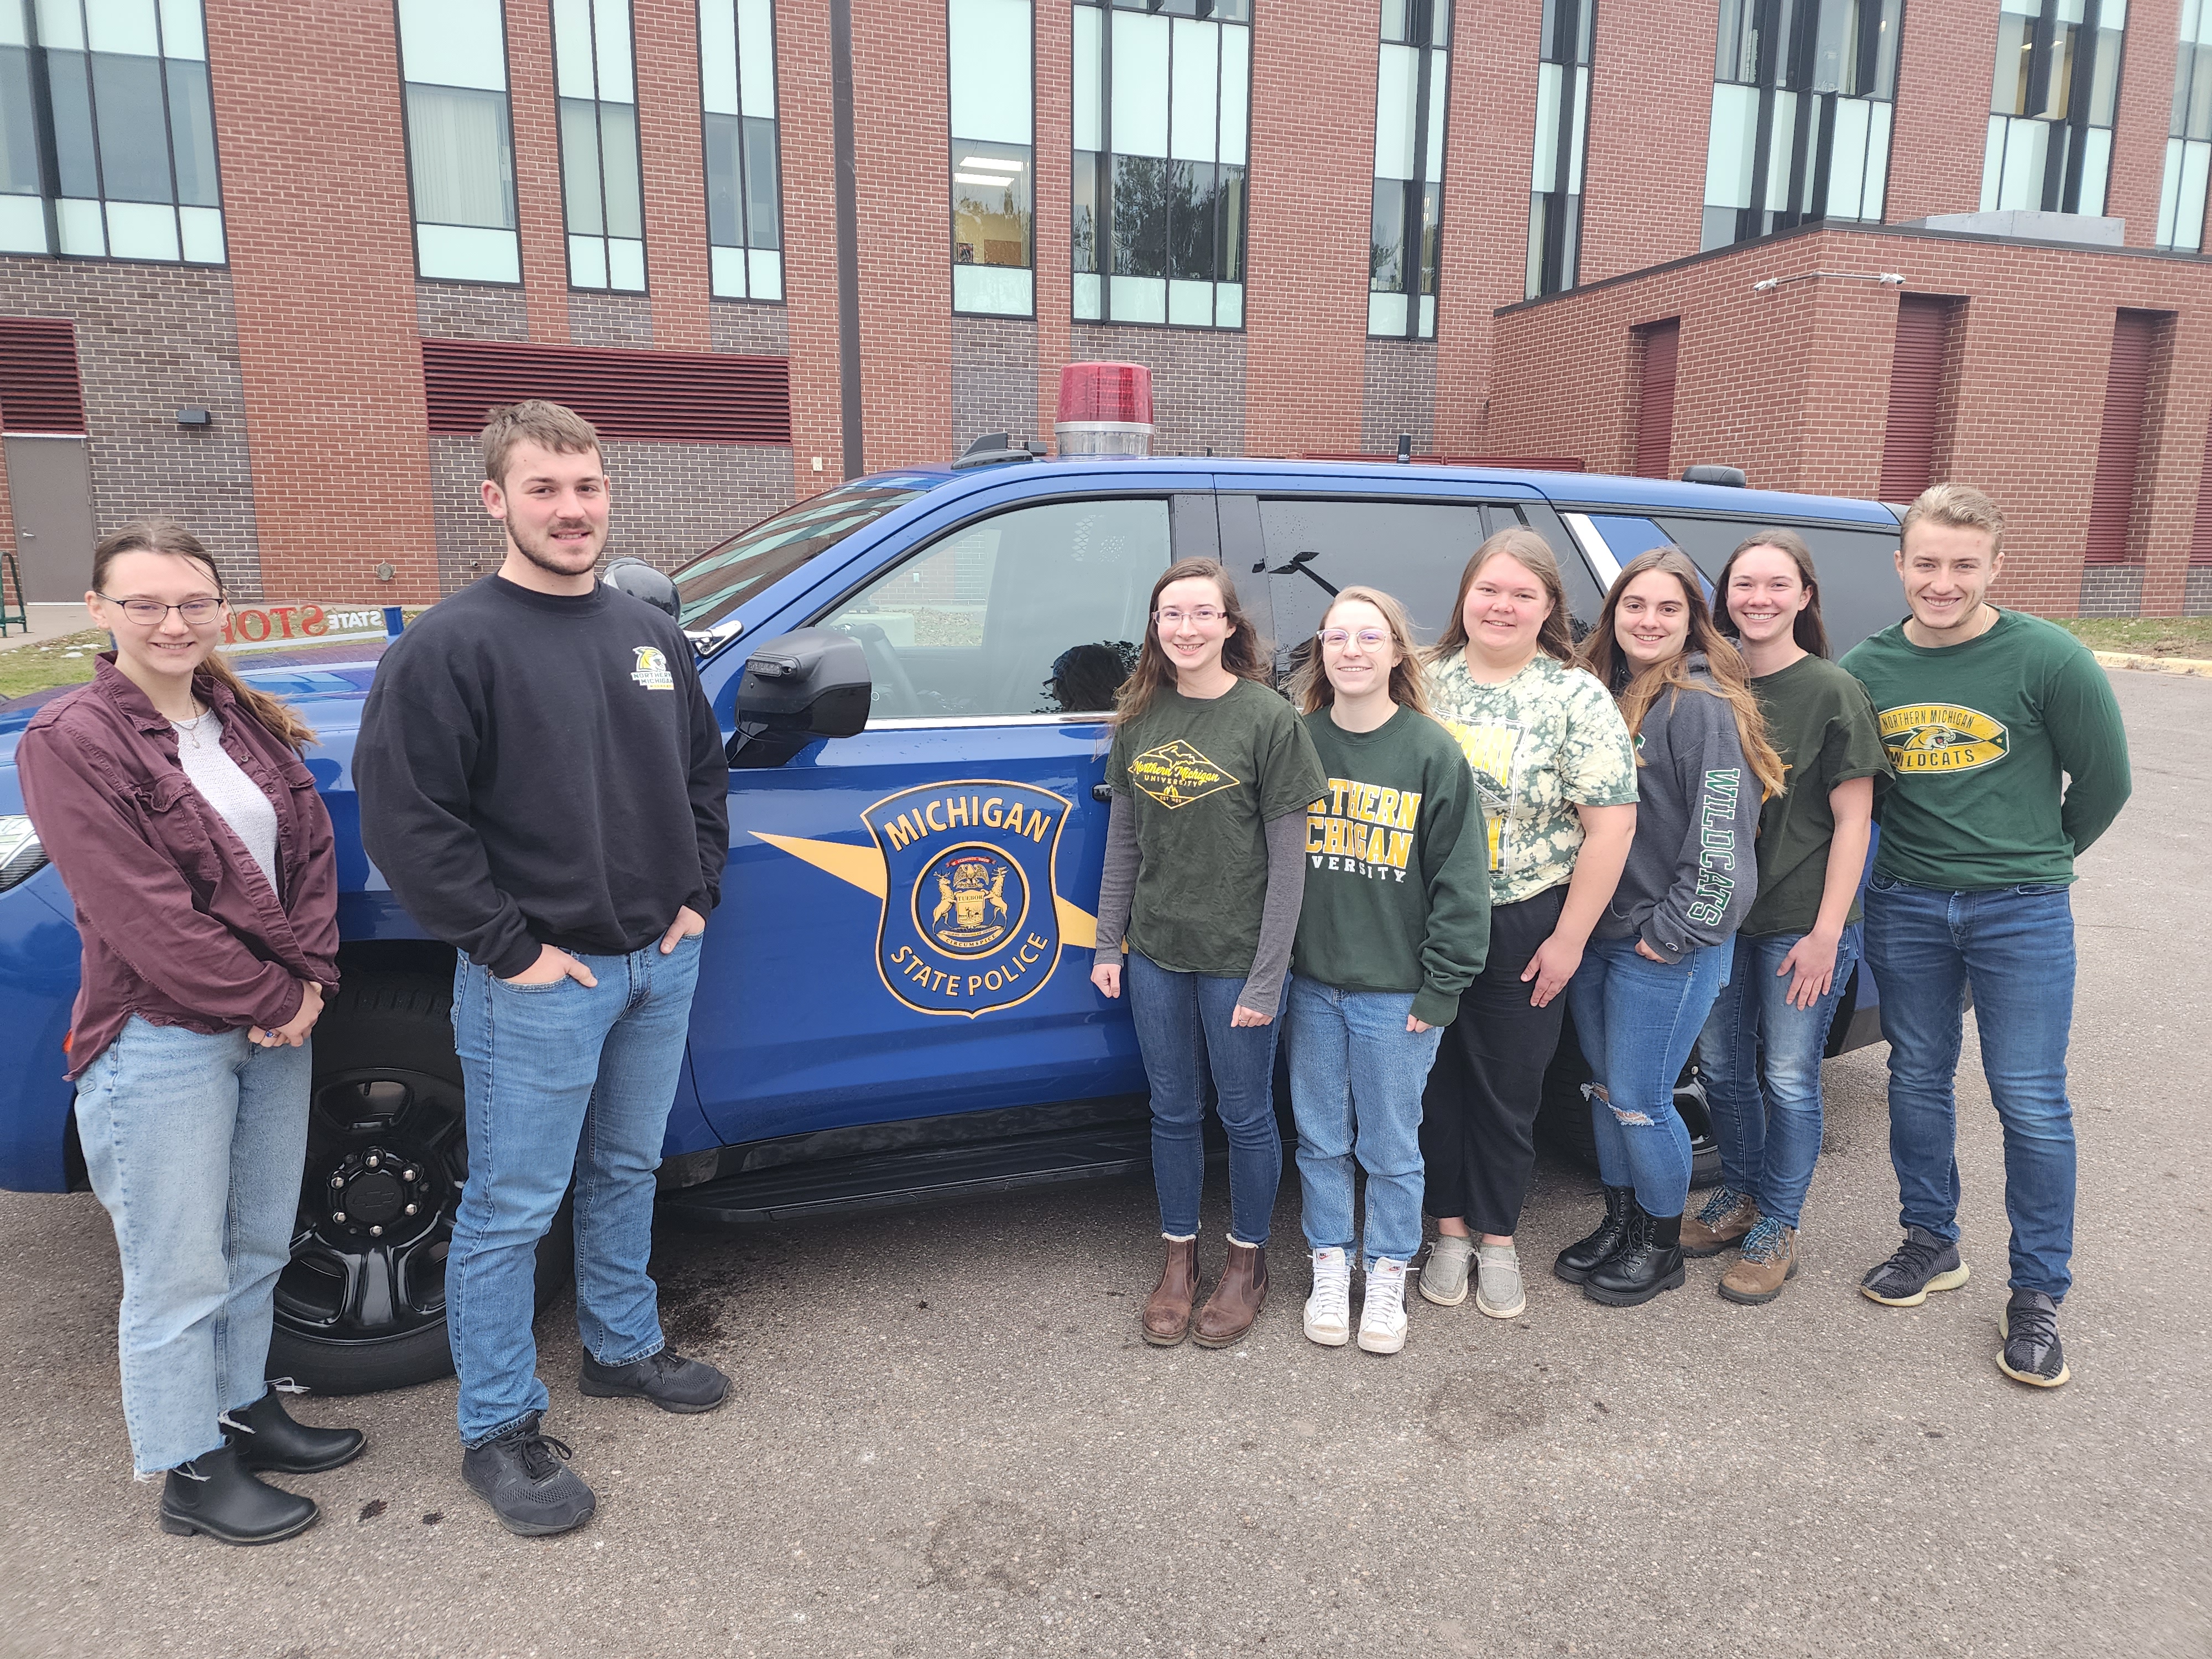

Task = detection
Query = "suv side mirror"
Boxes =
[602,557,681,620]
[728,627,873,768]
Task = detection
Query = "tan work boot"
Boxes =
[1718,1220,1798,1305]
[1141,1236,1201,1346]
[1681,1187,1759,1258]
[1192,1238,1269,1347]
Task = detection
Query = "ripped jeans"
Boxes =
[1566,936,1729,1220]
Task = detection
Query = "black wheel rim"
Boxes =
[274,1066,467,1350]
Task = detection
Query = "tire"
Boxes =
[1534,1010,1724,1192]
[267,970,575,1396]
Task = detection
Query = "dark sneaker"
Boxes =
[1860,1225,1971,1307]
[578,1347,731,1413]
[461,1413,596,1537]
[1997,1290,2070,1389]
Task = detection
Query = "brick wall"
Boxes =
[2107,0,2178,244]
[637,0,712,351]
[776,0,847,490]
[1489,223,2212,616]
[507,0,572,344]
[1067,323,1246,457]
[1361,338,1436,454]
[712,301,791,358]
[416,282,531,344]
[1885,0,1997,225]
[570,292,658,349]
[1577,0,1712,285]
[952,316,1042,455]
[1031,0,1074,467]
[0,260,262,594]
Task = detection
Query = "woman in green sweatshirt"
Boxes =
[1285,587,1491,1356]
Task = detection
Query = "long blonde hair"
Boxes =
[1112,557,1270,726]
[92,520,318,752]
[1292,585,1433,717]
[1574,547,1786,801]
[1427,527,1577,668]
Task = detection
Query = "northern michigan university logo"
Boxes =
[752,780,1097,1019]
[630,646,675,691]
[1126,738,1238,808]
[1877,703,2009,773]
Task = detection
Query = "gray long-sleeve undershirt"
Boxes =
[1093,790,1307,1015]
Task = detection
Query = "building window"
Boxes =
[1980,0,2127,215]
[700,0,782,300]
[1071,0,1251,331]
[554,0,644,291]
[398,0,520,283]
[1526,0,1589,299]
[0,0,225,264]
[1702,0,1901,251]
[1372,0,1449,335]
[950,0,1034,316]
[2158,0,2212,249]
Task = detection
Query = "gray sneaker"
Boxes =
[462,1413,596,1537]
[1860,1225,1971,1307]
[1418,1235,1473,1307]
[1475,1241,1526,1318]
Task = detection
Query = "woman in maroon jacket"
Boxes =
[15,520,360,1545]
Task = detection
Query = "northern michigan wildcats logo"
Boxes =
[1126,738,1239,808]
[630,646,675,691]
[1878,703,2009,773]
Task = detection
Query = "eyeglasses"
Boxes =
[97,594,223,627]
[1319,628,1390,651]
[1155,607,1226,628]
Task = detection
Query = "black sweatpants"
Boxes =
[1418,884,1569,1236]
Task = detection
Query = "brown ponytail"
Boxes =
[92,520,318,752]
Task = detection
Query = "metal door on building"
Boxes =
[4,435,95,601]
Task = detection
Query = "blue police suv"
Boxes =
[0,455,1908,1392]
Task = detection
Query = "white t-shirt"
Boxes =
[171,707,280,890]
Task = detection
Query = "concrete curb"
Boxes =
[2092,650,2212,679]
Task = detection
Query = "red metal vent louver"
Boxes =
[421,338,791,445]
[0,318,87,435]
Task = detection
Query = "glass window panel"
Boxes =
[0,2,20,45]
[1566,62,1585,192]
[1168,17,1216,161]
[1700,202,1738,247]
[106,197,176,258]
[1215,160,1243,280]
[0,46,37,193]
[1764,87,1798,210]
[1811,0,1854,91]
[32,0,82,49]
[1369,290,1406,335]
[86,0,159,54]
[1980,113,2006,208]
[1419,293,1434,337]
[1420,178,1440,291]
[953,262,1031,313]
[951,0,1032,145]
[1375,41,1418,179]
[748,245,781,297]
[1166,156,1213,278]
[712,243,745,295]
[1259,499,1487,650]
[1214,280,1241,327]
[1715,0,1756,81]
[1109,273,1165,322]
[48,51,98,197]
[568,232,607,286]
[157,0,205,57]
[2159,136,2185,241]
[595,0,635,101]
[2077,123,2111,211]
[1072,149,1098,270]
[737,0,774,115]
[1991,13,2032,114]
[1381,0,1407,40]
[408,84,517,228]
[705,111,741,242]
[1370,177,1406,293]
[1829,93,1870,216]
[0,192,46,251]
[164,58,218,205]
[1110,11,1168,156]
[92,52,170,200]
[1166,276,1211,325]
[1872,0,1900,96]
[2189,46,2212,138]
[177,200,221,260]
[608,235,644,289]
[1863,97,1890,217]
[1997,114,2046,207]
[559,97,604,233]
[56,194,103,253]
[1531,61,1559,191]
[1434,0,1454,46]
[1218,23,1248,165]
[2088,22,2122,124]
[1112,152,1166,274]
[398,0,507,91]
[1072,4,1101,149]
[1426,51,1448,182]
[954,139,1032,270]
[1704,82,1758,207]
[2039,20,2076,118]
[743,114,779,246]
[2178,141,2211,249]
[552,0,597,98]
[698,0,738,112]
[599,101,641,236]
[1073,270,1101,318]
[416,222,520,280]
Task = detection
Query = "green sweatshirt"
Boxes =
[1291,705,1492,1027]
[1839,609,2131,890]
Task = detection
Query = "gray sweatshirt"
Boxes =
[1593,654,1760,963]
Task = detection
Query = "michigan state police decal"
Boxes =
[863,781,1071,1018]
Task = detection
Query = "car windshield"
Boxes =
[674,474,938,632]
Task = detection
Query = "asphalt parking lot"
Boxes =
[1,666,2205,1659]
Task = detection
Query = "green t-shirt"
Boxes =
[1105,677,1328,977]
[1423,650,1639,907]
[1739,654,1892,937]
[1292,706,1493,1027]
[1839,609,2132,890]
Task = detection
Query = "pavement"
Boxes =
[0,666,2205,1659]
[0,604,98,652]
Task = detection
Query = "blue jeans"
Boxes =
[1863,877,2077,1300]
[1694,924,1862,1231]
[73,1018,311,1474]
[1286,977,1442,1266]
[1125,951,1284,1245]
[1567,936,1728,1219]
[448,935,703,1446]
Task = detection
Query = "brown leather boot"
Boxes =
[1681,1189,1760,1258]
[1141,1237,1201,1346]
[1192,1239,1269,1348]
[1719,1224,1799,1306]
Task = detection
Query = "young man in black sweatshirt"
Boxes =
[355,401,731,1536]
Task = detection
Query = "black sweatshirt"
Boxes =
[354,576,730,979]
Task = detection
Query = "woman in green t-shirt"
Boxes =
[1684,529,1892,1305]
[1092,557,1327,1351]
[1417,529,1638,1322]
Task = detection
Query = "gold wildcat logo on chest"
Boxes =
[630,646,674,691]
[1127,738,1240,809]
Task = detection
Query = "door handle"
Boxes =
[1091,783,1112,802]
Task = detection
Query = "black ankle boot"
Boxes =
[225,1386,366,1474]
[1583,1208,1686,1307]
[159,1443,319,1545]
[1553,1185,1635,1284]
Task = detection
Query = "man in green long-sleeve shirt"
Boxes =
[1841,483,2131,1392]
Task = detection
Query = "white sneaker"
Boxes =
[1303,1247,1352,1347]
[1358,1257,1408,1354]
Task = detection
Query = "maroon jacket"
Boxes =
[15,656,340,1078]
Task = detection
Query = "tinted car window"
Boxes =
[822,497,1171,721]
[1258,498,1488,660]
[675,474,936,630]
[1655,515,1905,656]
[1498,502,1604,639]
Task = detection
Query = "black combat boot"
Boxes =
[1582,1207,1687,1307]
[1553,1185,1635,1284]
[225,1386,366,1474]
[158,1443,319,1545]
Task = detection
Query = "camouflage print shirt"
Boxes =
[1423,650,1639,909]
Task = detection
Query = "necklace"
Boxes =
[172,698,208,750]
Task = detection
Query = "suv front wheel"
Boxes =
[267,971,573,1395]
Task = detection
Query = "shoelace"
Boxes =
[1740,1218,1787,1263]
[514,1429,576,1483]
[1878,1233,1948,1285]
[1311,1253,1352,1306]
[2006,1299,2059,1358]
[1697,1186,1751,1226]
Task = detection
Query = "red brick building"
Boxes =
[0,0,2208,616]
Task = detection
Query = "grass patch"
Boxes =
[0,629,106,703]
[2062,617,2212,659]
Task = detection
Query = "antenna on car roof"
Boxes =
[1396,433,1413,465]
